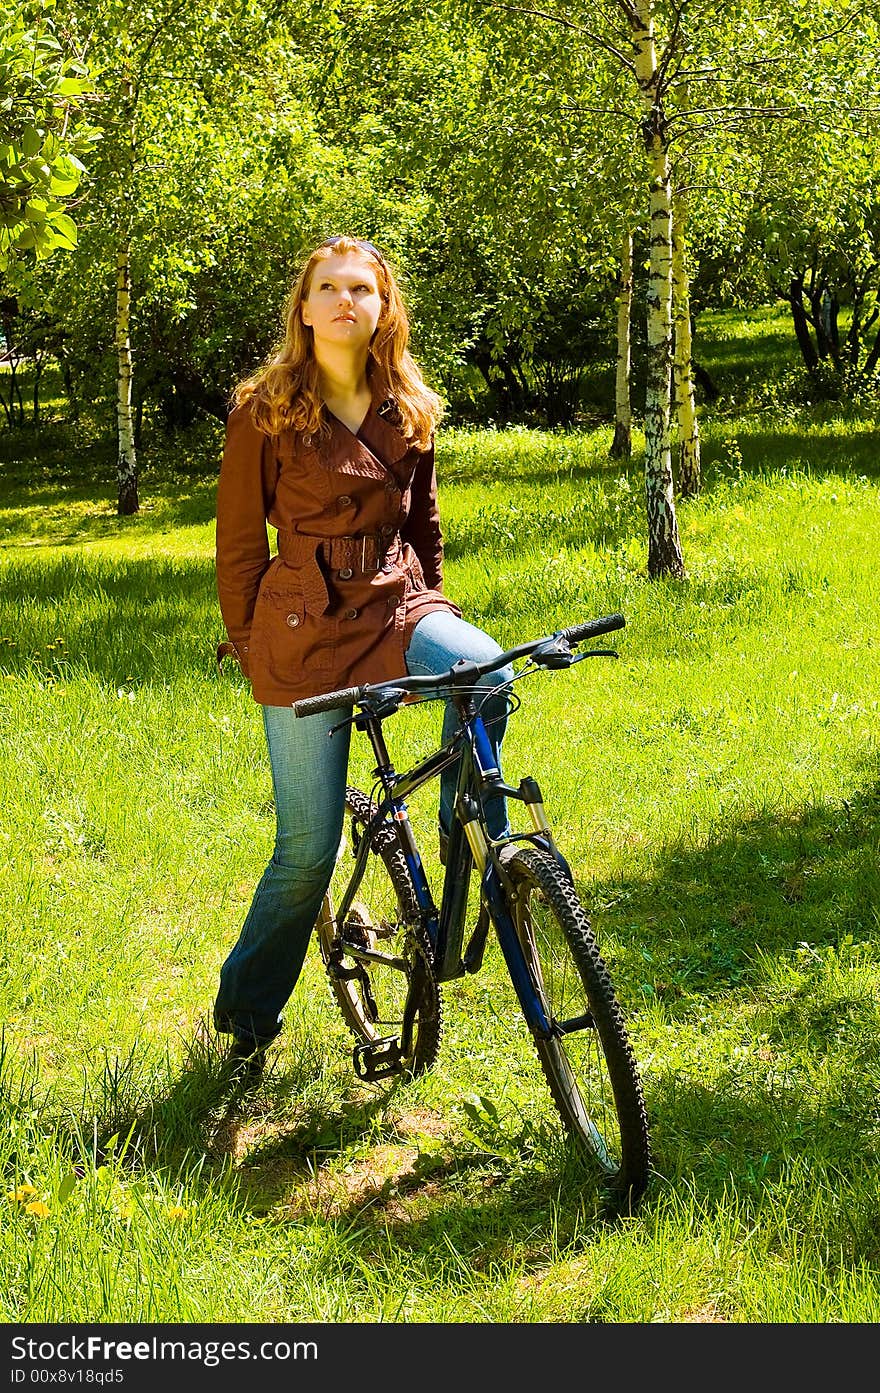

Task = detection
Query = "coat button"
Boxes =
[338,567,353,580]
[286,613,300,628]
[337,494,352,507]
[380,524,394,537]
[387,595,400,611]
[385,479,398,493]
[343,607,358,620]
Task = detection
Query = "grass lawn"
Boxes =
[1,310,879,1322]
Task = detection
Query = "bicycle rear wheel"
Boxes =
[501,844,650,1206]
[316,787,441,1078]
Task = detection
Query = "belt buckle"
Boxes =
[360,536,368,574]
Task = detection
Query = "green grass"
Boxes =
[1,322,879,1323]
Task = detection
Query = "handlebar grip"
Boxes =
[293,685,362,718]
[561,612,626,645]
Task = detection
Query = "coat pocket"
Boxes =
[251,585,336,684]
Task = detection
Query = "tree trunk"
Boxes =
[672,191,700,499]
[819,287,840,367]
[629,0,684,579]
[610,227,633,459]
[862,322,880,380]
[787,273,819,374]
[10,361,24,428]
[692,360,719,401]
[115,241,138,515]
[32,355,43,427]
[59,350,79,422]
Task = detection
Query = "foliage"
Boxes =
[0,3,99,276]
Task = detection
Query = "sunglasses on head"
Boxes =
[320,235,386,265]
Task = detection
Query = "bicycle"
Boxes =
[294,612,651,1207]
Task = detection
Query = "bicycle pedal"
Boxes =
[352,1036,404,1081]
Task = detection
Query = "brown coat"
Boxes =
[215,377,461,705]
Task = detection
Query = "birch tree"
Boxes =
[610,227,634,458]
[471,0,686,573]
[622,0,685,576]
[672,187,699,497]
[63,0,259,513]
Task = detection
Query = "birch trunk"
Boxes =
[610,228,633,459]
[628,0,684,578]
[672,192,700,498]
[115,240,138,515]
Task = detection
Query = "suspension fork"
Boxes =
[481,859,555,1040]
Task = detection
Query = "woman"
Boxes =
[213,235,512,1074]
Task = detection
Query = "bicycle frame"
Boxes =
[329,688,568,1041]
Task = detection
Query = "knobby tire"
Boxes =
[502,844,650,1207]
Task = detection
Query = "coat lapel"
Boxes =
[317,366,412,480]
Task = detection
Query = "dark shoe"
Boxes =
[226,1036,268,1083]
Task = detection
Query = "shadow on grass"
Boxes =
[0,412,222,547]
[28,1024,400,1210]
[596,769,880,1005]
[0,553,221,686]
[2,779,879,1265]
[0,476,219,546]
[2,410,877,582]
[699,418,880,482]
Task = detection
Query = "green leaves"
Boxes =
[0,9,97,276]
[21,126,43,158]
[47,155,85,196]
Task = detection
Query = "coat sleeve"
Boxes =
[215,403,276,678]
[400,440,445,592]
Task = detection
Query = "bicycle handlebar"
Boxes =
[558,613,626,646]
[293,612,625,718]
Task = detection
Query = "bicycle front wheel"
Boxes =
[502,844,650,1206]
[316,787,442,1078]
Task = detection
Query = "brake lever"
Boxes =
[531,644,621,674]
[329,712,359,737]
[532,638,574,669]
[346,686,409,729]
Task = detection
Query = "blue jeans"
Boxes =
[214,611,513,1046]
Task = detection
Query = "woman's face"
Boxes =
[300,252,383,352]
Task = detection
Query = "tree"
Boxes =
[672,187,699,496]
[56,0,283,512]
[745,123,880,391]
[610,228,634,457]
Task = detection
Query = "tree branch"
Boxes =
[559,100,640,124]
[484,1,635,70]
[613,0,641,28]
[667,101,880,137]
[656,0,691,95]
[666,5,869,84]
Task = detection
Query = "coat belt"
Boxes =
[275,530,402,618]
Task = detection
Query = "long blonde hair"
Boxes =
[234,236,443,449]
